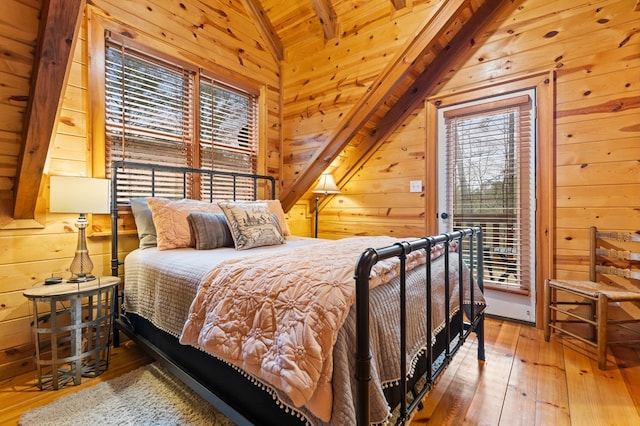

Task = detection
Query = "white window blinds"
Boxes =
[444,94,534,294]
[104,37,258,202]
[199,78,258,200]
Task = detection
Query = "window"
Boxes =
[104,36,258,202]
[439,91,535,295]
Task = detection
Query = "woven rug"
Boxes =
[19,362,235,426]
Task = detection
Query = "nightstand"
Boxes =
[23,276,119,390]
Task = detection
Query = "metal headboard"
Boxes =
[109,160,276,277]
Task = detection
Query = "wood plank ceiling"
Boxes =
[11,0,515,220]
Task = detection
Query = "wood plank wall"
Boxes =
[279,0,438,197]
[295,0,639,267]
[310,0,639,319]
[0,0,281,380]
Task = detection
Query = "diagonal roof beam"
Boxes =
[13,0,86,220]
[311,0,338,40]
[331,0,518,194]
[240,0,284,61]
[281,0,478,211]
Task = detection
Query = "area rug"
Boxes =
[19,362,235,426]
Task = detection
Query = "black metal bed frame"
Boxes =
[354,228,485,425]
[109,160,486,425]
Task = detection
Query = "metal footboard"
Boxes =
[353,227,485,425]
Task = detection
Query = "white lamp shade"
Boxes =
[312,173,341,194]
[50,176,111,214]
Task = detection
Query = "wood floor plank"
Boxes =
[498,323,540,425]
[411,334,479,424]
[564,340,640,426]
[612,344,640,414]
[461,321,520,425]
[414,319,521,425]
[534,329,570,426]
[421,343,482,425]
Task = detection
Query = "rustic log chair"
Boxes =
[543,226,640,369]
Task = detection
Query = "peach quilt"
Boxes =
[179,236,431,422]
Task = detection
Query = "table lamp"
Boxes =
[311,173,340,238]
[50,176,111,282]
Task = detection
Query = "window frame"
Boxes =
[88,12,266,193]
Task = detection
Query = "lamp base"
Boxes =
[68,214,95,282]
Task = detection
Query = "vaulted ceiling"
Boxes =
[8,0,518,222]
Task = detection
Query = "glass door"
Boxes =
[437,90,536,322]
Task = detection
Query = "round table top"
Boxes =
[23,276,120,299]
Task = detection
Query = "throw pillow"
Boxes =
[187,212,234,250]
[218,201,285,250]
[146,198,223,250]
[130,198,157,249]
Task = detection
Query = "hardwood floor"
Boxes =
[1,318,638,425]
[410,318,640,425]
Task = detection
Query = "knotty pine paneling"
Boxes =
[318,110,427,239]
[0,0,281,381]
[555,207,640,230]
[556,139,640,166]
[0,104,24,134]
[557,111,639,145]
[279,0,441,190]
[0,0,40,44]
[0,71,31,108]
[89,0,279,87]
[318,221,426,240]
[556,161,640,187]
[556,184,640,208]
[285,202,313,238]
[347,0,638,272]
[285,0,638,328]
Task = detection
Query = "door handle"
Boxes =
[440,212,449,219]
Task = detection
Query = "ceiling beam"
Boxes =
[240,0,284,61]
[280,0,477,211]
[13,0,86,220]
[332,0,518,195]
[311,0,338,40]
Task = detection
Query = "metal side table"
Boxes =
[23,276,119,390]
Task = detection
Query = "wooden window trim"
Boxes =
[87,9,264,181]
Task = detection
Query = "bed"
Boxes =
[110,160,486,425]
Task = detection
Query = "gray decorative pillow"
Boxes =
[130,198,157,249]
[218,201,286,250]
[187,212,234,250]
